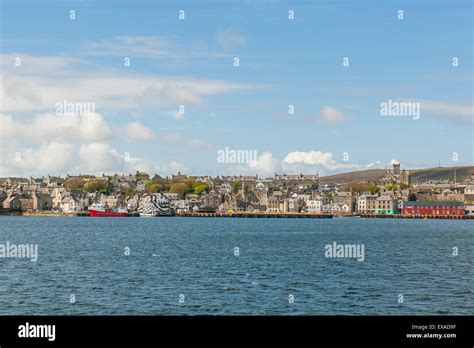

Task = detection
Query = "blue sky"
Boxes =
[0,0,472,177]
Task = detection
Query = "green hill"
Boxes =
[319,169,385,184]
[319,166,474,185]
[409,166,474,184]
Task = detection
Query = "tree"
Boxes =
[122,186,136,198]
[155,179,171,191]
[170,183,188,197]
[146,181,161,193]
[232,181,240,191]
[384,184,398,192]
[84,178,114,195]
[342,182,370,193]
[369,185,380,195]
[65,178,85,190]
[84,179,107,193]
[194,183,209,195]
[184,178,196,187]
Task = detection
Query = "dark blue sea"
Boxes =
[0,216,472,315]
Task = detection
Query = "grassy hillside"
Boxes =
[319,169,385,184]
[319,166,474,185]
[409,166,474,183]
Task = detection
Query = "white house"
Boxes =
[358,194,378,213]
[333,203,350,213]
[322,204,333,213]
[306,199,323,213]
[59,196,78,212]
[465,185,474,195]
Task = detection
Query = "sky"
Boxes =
[0,0,472,178]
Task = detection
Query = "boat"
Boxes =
[88,203,129,217]
[137,193,174,216]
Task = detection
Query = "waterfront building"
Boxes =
[357,194,378,213]
[375,195,399,214]
[322,204,333,213]
[333,191,354,212]
[247,204,267,212]
[288,198,301,212]
[267,197,281,212]
[59,195,80,212]
[2,193,21,210]
[32,192,52,211]
[464,203,474,215]
[402,202,465,216]
[333,203,350,213]
[306,198,323,214]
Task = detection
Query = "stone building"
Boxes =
[32,192,52,211]
[375,195,398,214]
[380,163,410,186]
[2,194,21,210]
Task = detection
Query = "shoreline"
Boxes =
[2,211,473,219]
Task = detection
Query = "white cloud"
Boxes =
[0,140,187,177]
[1,141,76,176]
[320,106,346,124]
[0,54,259,112]
[125,157,185,176]
[282,150,364,176]
[223,152,280,177]
[0,53,88,76]
[124,121,154,140]
[417,99,472,123]
[252,152,280,176]
[82,36,231,60]
[161,132,181,142]
[216,28,247,49]
[280,150,405,176]
[186,138,214,149]
[78,143,125,173]
[0,112,111,143]
[282,151,346,169]
[85,36,170,59]
[165,110,185,120]
[215,150,398,177]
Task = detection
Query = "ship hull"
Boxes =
[137,193,173,217]
[89,209,129,217]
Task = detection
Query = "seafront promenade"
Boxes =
[12,211,474,219]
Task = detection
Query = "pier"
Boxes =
[360,214,473,220]
[11,212,474,219]
[176,212,333,218]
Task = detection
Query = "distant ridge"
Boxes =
[319,169,385,184]
[409,166,474,184]
[319,166,474,185]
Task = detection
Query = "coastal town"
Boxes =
[1,163,474,218]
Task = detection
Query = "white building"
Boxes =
[465,185,474,195]
[464,203,474,215]
[357,194,378,213]
[306,199,323,213]
[333,203,350,213]
[322,204,333,213]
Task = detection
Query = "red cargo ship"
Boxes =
[88,203,129,217]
